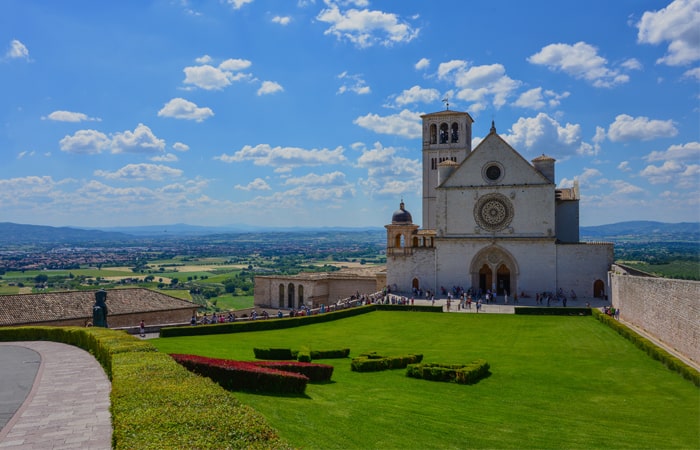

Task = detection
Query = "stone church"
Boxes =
[385,110,613,299]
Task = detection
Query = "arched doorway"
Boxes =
[287,283,295,308]
[278,284,284,308]
[496,264,510,296]
[298,285,304,306]
[478,264,492,293]
[593,279,605,298]
[412,278,420,290]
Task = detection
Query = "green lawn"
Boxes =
[151,311,699,449]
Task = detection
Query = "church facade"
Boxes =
[385,110,613,299]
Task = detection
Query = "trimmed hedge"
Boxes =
[0,326,287,449]
[406,360,490,385]
[252,361,334,382]
[160,304,442,338]
[310,348,350,359]
[171,353,309,394]
[592,309,700,386]
[351,352,423,372]
[161,305,378,337]
[514,307,591,316]
[253,347,296,360]
[254,347,351,362]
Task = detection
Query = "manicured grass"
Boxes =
[151,312,699,449]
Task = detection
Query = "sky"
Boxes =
[1,0,698,229]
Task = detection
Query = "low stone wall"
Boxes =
[610,266,699,366]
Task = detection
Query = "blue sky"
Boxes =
[1,0,698,229]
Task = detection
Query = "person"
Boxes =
[476,299,482,313]
[139,319,145,337]
[614,308,620,320]
[190,314,197,325]
[92,290,109,328]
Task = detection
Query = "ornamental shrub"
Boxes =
[296,347,312,363]
[252,361,334,382]
[406,360,490,385]
[351,353,423,372]
[171,353,308,394]
[514,307,591,316]
[253,347,295,360]
[310,348,350,359]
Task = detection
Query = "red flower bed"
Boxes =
[170,353,308,394]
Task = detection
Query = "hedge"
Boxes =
[592,309,700,386]
[0,326,288,449]
[351,352,423,372]
[160,304,442,338]
[514,307,591,316]
[406,360,490,385]
[252,361,334,382]
[171,353,309,394]
[253,347,350,362]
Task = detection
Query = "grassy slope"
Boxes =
[151,312,699,449]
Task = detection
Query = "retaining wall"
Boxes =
[610,266,699,366]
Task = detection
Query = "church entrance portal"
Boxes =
[496,264,511,296]
[478,264,492,293]
[593,279,605,298]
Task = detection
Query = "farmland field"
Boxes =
[151,311,700,449]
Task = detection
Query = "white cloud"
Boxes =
[618,161,632,172]
[637,0,700,66]
[150,153,179,162]
[394,85,440,106]
[337,71,370,95]
[215,143,347,167]
[59,129,111,155]
[284,171,347,186]
[415,58,430,70]
[94,163,183,181]
[645,141,700,162]
[111,124,166,154]
[437,62,520,111]
[683,67,700,80]
[272,16,291,25]
[195,55,213,64]
[183,58,252,90]
[235,178,271,191]
[607,114,678,142]
[224,0,254,9]
[514,88,546,110]
[355,142,421,196]
[528,41,631,88]
[158,98,214,122]
[353,109,422,138]
[172,142,190,152]
[316,2,419,48]
[5,39,29,60]
[257,80,284,95]
[500,113,586,158]
[43,110,101,122]
[640,160,684,184]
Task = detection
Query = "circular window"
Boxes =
[482,162,504,183]
[485,165,501,180]
[474,193,514,231]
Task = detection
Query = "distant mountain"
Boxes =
[581,221,700,241]
[0,221,697,246]
[0,222,134,244]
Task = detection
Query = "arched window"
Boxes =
[298,285,304,306]
[278,284,284,308]
[412,236,419,247]
[451,123,459,143]
[430,124,437,144]
[394,234,402,248]
[439,123,449,143]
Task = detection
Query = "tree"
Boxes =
[34,274,48,283]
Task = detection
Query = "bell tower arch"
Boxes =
[421,110,474,230]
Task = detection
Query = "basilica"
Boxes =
[385,110,613,299]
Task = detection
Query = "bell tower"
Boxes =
[421,109,474,229]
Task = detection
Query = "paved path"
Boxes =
[0,341,111,449]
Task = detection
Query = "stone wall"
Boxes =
[610,267,699,366]
[17,308,195,329]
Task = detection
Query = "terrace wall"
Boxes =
[610,266,699,366]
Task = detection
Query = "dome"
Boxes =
[391,201,413,224]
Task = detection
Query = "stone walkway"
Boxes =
[0,341,111,449]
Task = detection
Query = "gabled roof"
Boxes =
[439,130,553,187]
[0,288,195,326]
